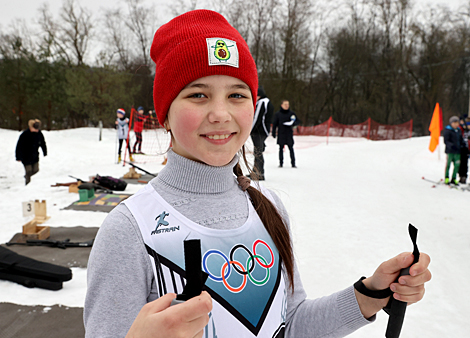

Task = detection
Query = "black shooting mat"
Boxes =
[0,303,84,338]
[2,226,98,268]
[62,193,131,213]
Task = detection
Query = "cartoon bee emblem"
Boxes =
[213,39,233,61]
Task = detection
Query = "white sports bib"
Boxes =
[124,184,287,337]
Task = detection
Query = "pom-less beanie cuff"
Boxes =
[449,116,459,124]
[150,10,258,126]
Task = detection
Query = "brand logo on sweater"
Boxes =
[151,211,180,235]
[202,239,274,293]
[207,38,239,68]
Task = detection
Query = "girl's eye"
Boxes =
[229,93,246,99]
[188,93,206,99]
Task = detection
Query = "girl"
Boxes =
[116,108,133,163]
[85,10,431,338]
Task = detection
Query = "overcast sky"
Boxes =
[0,0,468,31]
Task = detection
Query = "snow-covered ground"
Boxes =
[0,127,468,337]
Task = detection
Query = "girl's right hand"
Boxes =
[125,291,212,338]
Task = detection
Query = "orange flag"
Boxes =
[428,103,443,152]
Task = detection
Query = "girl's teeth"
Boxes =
[208,134,229,140]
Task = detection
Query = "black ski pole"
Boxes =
[385,224,420,338]
[129,163,157,177]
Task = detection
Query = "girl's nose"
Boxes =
[207,99,232,123]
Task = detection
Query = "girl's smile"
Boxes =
[166,75,254,166]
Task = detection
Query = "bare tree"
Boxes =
[102,8,132,70]
[169,0,199,17]
[124,0,157,66]
[38,4,72,64]
[59,0,94,66]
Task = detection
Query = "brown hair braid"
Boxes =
[234,147,294,290]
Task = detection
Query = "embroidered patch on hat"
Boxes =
[206,38,239,68]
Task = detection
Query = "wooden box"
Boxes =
[68,182,81,193]
[22,220,50,240]
[123,167,141,179]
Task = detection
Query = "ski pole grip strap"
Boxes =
[354,277,393,299]
[384,224,420,338]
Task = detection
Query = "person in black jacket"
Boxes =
[250,87,274,180]
[272,100,300,168]
[15,119,47,185]
[458,115,470,183]
[443,116,464,185]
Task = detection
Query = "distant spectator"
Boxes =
[444,116,464,185]
[458,115,470,184]
[132,106,153,154]
[116,109,133,163]
[272,100,300,168]
[15,119,47,185]
[250,86,274,180]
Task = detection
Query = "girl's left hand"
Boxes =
[367,252,431,303]
[356,252,432,318]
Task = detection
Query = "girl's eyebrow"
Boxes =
[229,84,250,91]
[183,82,209,89]
[182,82,209,90]
[183,82,250,90]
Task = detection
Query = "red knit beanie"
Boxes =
[150,10,258,126]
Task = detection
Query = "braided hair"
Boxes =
[234,146,294,290]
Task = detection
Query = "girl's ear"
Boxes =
[163,117,170,131]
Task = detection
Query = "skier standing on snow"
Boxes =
[444,115,464,185]
[116,108,133,163]
[458,115,470,184]
[15,119,47,185]
[132,106,153,154]
[272,100,300,168]
[250,86,274,180]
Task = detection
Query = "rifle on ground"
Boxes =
[51,182,77,187]
[6,238,94,250]
[68,175,113,193]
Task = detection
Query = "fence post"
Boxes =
[367,118,371,140]
[98,120,103,141]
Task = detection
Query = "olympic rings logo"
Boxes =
[202,239,275,293]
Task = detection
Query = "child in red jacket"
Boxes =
[132,106,153,154]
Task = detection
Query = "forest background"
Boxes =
[1,0,470,135]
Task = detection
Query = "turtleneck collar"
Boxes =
[280,107,289,113]
[155,149,239,194]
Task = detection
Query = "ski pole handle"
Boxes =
[385,224,420,338]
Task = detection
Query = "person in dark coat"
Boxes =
[272,100,300,168]
[250,87,274,180]
[15,119,47,185]
[444,115,465,185]
[458,115,470,183]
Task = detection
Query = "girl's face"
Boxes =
[166,75,254,166]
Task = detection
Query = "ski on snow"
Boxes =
[422,177,470,191]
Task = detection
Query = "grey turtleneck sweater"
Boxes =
[84,150,371,337]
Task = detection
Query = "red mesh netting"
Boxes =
[294,117,412,140]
